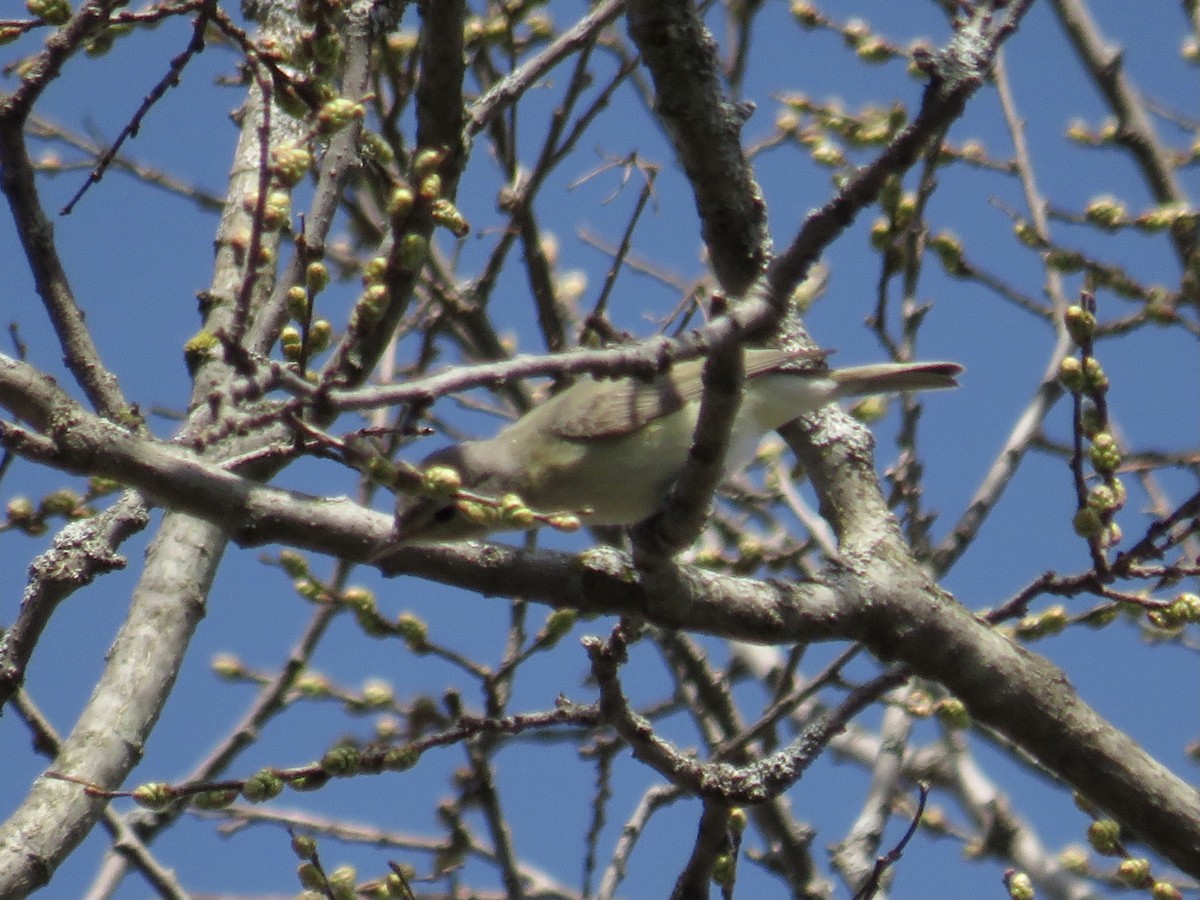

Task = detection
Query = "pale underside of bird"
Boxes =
[393,348,962,544]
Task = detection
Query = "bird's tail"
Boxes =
[830,361,963,398]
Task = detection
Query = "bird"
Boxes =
[392,348,962,544]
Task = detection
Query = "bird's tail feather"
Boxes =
[831,361,963,398]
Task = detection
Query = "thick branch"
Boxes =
[626,0,770,296]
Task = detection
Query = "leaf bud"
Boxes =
[1089,432,1121,474]
[1086,819,1121,855]
[1057,356,1084,392]
[934,697,970,729]
[1064,305,1095,345]
[396,233,429,271]
[131,782,175,809]
[241,769,285,802]
[321,745,362,777]
[395,612,429,652]
[1005,871,1035,900]
[1116,858,1153,889]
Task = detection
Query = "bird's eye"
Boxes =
[432,505,457,524]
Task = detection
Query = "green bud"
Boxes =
[541,609,577,645]
[211,653,243,679]
[959,139,987,162]
[930,230,967,277]
[1006,871,1035,900]
[354,284,389,326]
[363,256,388,282]
[26,0,72,26]
[790,1,820,27]
[412,147,445,178]
[1057,845,1089,873]
[1065,119,1094,144]
[342,586,375,613]
[1116,858,1152,889]
[1079,404,1104,437]
[242,769,285,802]
[307,319,332,353]
[1082,357,1108,395]
[297,861,325,890]
[317,97,363,134]
[506,507,535,528]
[289,771,331,792]
[1084,195,1127,229]
[1045,248,1085,273]
[934,697,970,729]
[1086,485,1116,513]
[856,37,890,63]
[1136,202,1190,231]
[869,218,891,251]
[1064,305,1096,345]
[41,488,82,517]
[272,143,313,186]
[384,745,420,771]
[1086,819,1121,855]
[849,395,887,423]
[1058,356,1084,392]
[396,233,429,271]
[328,865,357,900]
[711,853,735,886]
[422,465,462,495]
[1146,293,1177,324]
[526,11,553,39]
[321,745,362,777]
[287,285,310,319]
[431,198,470,237]
[396,612,429,652]
[418,172,442,202]
[457,500,496,526]
[1174,592,1200,622]
[810,141,844,167]
[388,186,415,220]
[296,671,331,695]
[312,31,341,66]
[360,678,394,708]
[841,17,870,46]
[291,833,318,860]
[728,807,748,834]
[279,549,308,577]
[364,456,396,486]
[192,788,239,810]
[294,578,325,603]
[360,130,394,165]
[1039,605,1068,634]
[1072,507,1103,538]
[1013,219,1042,247]
[6,496,35,523]
[262,190,291,229]
[131,782,175,809]
[547,513,581,533]
[1089,433,1121,474]
[306,260,329,293]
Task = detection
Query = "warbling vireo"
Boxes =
[394,348,961,543]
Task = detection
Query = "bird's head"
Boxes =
[392,443,510,544]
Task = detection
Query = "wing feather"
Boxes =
[549,347,828,441]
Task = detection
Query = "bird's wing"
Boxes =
[550,347,827,441]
